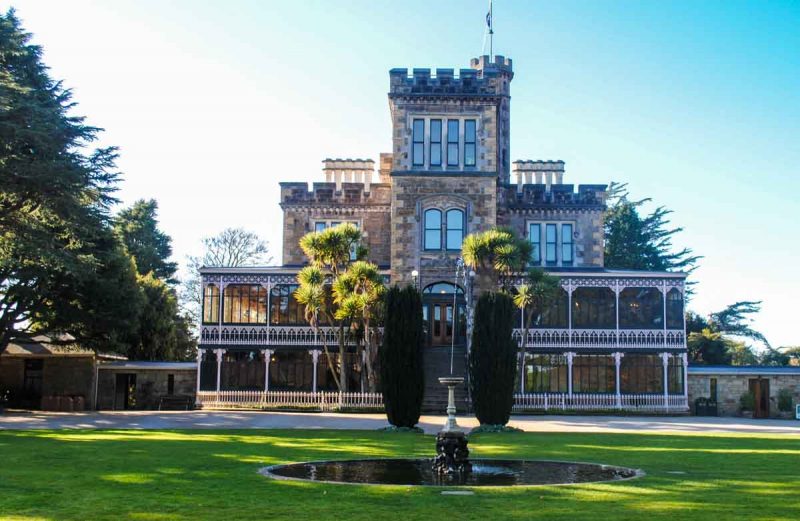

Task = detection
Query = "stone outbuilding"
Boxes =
[95,361,197,410]
[688,365,800,418]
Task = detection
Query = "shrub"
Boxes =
[777,388,793,413]
[379,285,424,428]
[469,291,518,426]
[739,391,755,412]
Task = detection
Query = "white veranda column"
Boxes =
[681,352,688,408]
[309,350,319,393]
[519,351,526,393]
[195,349,203,404]
[263,349,273,392]
[614,352,623,410]
[661,352,670,411]
[215,348,224,394]
[567,352,575,398]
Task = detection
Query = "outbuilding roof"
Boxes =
[98,361,197,371]
[688,365,800,376]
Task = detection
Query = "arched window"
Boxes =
[202,284,220,324]
[619,287,663,329]
[446,209,464,250]
[666,288,684,329]
[423,282,464,295]
[223,284,268,324]
[424,209,441,250]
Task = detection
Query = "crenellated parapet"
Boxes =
[509,160,607,208]
[389,55,513,98]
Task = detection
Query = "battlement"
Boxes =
[509,160,606,207]
[322,158,375,192]
[280,181,391,207]
[389,55,512,97]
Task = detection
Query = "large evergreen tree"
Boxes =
[0,10,125,353]
[380,285,424,428]
[469,292,518,426]
[604,183,700,275]
[115,199,177,283]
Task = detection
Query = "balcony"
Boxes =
[512,328,685,350]
[200,325,357,347]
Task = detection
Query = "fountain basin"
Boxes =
[261,458,643,487]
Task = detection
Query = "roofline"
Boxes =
[99,362,197,370]
[688,365,800,375]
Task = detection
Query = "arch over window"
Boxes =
[202,284,220,324]
[572,287,616,329]
[423,282,464,295]
[619,287,663,329]
[446,209,465,250]
[423,209,442,250]
[666,288,684,329]
[223,284,268,324]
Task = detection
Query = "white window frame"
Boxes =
[527,220,576,267]
[407,115,481,171]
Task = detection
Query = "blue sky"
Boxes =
[8,0,800,348]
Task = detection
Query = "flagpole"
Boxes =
[488,0,493,57]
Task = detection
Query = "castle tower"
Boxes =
[387,56,513,286]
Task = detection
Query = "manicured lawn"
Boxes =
[0,428,798,520]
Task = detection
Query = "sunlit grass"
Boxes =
[0,428,798,520]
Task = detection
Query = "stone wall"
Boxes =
[389,174,497,286]
[280,182,392,267]
[0,356,94,408]
[96,368,196,410]
[688,373,800,418]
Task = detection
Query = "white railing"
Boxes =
[513,328,685,349]
[196,390,384,412]
[200,326,357,346]
[513,393,688,412]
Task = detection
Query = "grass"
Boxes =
[0,428,799,520]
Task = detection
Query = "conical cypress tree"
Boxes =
[380,285,425,428]
[469,292,517,425]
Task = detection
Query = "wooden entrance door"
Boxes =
[749,378,770,418]
[430,303,454,346]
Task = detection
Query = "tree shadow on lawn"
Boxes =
[0,430,798,521]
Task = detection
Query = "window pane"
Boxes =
[446,209,463,230]
[464,120,476,166]
[447,120,459,166]
[545,224,557,263]
[424,209,441,228]
[464,144,476,166]
[413,119,424,141]
[425,230,441,250]
[413,143,424,166]
[315,222,327,233]
[562,224,573,264]
[430,119,442,142]
[431,145,441,166]
[446,230,462,250]
[529,224,541,264]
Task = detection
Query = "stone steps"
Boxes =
[422,345,469,413]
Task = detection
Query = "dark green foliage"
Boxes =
[739,391,755,412]
[115,199,177,283]
[469,292,518,426]
[0,10,124,353]
[777,388,793,413]
[380,285,424,428]
[604,183,700,283]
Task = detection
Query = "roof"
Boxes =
[688,365,800,376]
[98,361,197,371]
[2,335,125,360]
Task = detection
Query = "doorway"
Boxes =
[422,282,465,347]
[114,373,137,410]
[749,378,770,418]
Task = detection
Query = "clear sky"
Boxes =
[8,0,800,348]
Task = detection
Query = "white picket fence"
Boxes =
[513,393,688,413]
[196,390,384,412]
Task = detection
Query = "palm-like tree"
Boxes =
[332,261,385,393]
[462,227,533,290]
[512,269,561,347]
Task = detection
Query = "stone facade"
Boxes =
[688,368,800,418]
[96,363,197,410]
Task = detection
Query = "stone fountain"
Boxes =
[432,376,472,475]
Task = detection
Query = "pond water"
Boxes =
[262,458,642,487]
